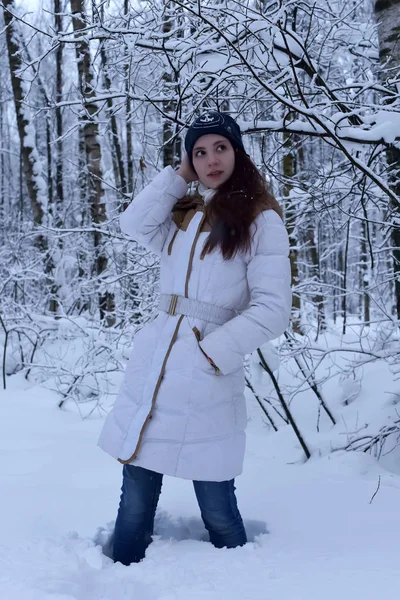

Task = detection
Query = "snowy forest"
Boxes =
[1,0,399,452]
[1,1,400,597]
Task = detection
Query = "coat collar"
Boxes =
[197,183,216,205]
[171,183,215,233]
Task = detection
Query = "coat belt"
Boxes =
[158,293,237,326]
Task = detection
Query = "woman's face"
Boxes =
[192,134,235,189]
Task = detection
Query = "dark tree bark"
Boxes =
[70,0,115,325]
[374,0,400,319]
[306,223,326,337]
[54,0,64,212]
[282,132,301,332]
[360,218,371,324]
[342,219,351,335]
[3,0,45,248]
[100,42,127,195]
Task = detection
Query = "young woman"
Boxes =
[98,111,292,565]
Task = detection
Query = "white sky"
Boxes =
[17,0,43,9]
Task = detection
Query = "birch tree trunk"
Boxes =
[3,0,45,248]
[374,0,400,319]
[70,0,115,325]
[282,131,301,333]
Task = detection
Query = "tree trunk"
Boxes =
[22,19,63,314]
[100,42,127,195]
[374,0,400,319]
[54,0,64,213]
[70,0,115,325]
[0,102,4,234]
[124,0,134,202]
[162,4,182,168]
[342,219,351,334]
[282,131,301,333]
[306,223,326,338]
[3,0,45,248]
[360,218,371,324]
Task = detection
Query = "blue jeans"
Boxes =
[112,464,247,565]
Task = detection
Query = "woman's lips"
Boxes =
[208,171,223,178]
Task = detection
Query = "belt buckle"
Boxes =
[168,294,179,316]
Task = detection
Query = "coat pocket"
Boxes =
[192,326,220,376]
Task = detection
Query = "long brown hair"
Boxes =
[201,149,283,260]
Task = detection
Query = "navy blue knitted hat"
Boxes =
[184,112,245,164]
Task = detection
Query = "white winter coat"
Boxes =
[98,166,292,481]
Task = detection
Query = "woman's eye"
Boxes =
[217,144,226,151]
[195,150,205,157]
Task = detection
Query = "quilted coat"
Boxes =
[98,166,292,481]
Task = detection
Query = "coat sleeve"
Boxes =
[119,166,188,255]
[199,209,292,376]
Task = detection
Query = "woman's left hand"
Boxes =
[176,154,198,184]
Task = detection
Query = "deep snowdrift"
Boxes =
[1,325,400,599]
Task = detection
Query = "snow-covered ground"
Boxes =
[1,325,400,600]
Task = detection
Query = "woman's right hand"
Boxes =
[176,153,198,184]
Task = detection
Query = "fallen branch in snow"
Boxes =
[257,347,311,460]
[369,476,381,504]
[244,374,278,431]
[344,420,400,457]
[284,331,336,427]
[0,314,9,390]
